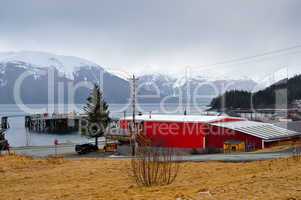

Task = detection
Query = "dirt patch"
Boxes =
[1,155,301,200]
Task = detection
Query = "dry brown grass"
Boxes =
[1,155,301,200]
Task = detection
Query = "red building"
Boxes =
[119,114,300,151]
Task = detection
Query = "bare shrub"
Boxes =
[130,146,180,187]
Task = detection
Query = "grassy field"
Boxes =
[1,155,301,200]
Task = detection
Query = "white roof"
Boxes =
[210,121,300,141]
[124,114,232,123]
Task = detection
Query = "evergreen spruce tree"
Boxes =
[83,84,110,147]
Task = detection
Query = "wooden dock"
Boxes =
[25,113,86,133]
[22,112,124,135]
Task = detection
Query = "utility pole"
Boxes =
[131,75,138,128]
[185,67,191,115]
[129,74,139,156]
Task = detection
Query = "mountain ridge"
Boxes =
[0,51,259,104]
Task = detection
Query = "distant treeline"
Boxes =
[210,74,301,110]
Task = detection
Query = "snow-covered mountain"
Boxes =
[137,73,176,97]
[0,51,258,104]
[0,51,129,104]
[137,73,258,103]
[0,51,101,80]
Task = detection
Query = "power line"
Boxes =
[197,44,301,68]
[218,49,301,69]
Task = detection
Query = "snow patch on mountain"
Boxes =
[173,76,186,88]
[0,51,101,80]
[138,72,258,99]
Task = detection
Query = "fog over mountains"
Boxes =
[0,51,257,104]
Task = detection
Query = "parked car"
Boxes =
[75,143,98,154]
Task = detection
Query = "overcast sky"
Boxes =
[0,0,301,81]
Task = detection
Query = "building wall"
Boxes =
[119,119,129,129]
[143,121,206,148]
[119,117,260,149]
[206,125,263,150]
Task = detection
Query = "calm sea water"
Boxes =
[0,103,209,147]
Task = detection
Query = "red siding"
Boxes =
[206,125,263,150]
[119,119,129,129]
[143,121,206,148]
[119,117,261,149]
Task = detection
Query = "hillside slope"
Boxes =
[210,74,301,110]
